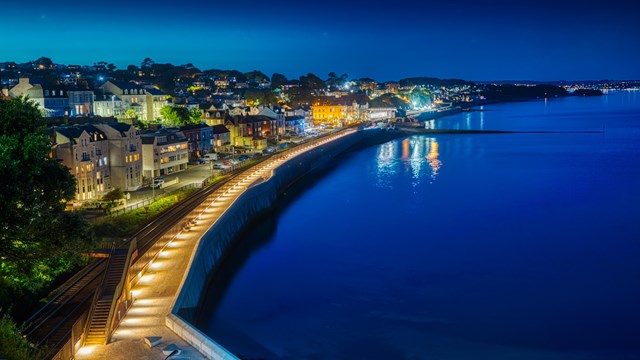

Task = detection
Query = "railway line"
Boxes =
[25,129,349,357]
[23,155,265,356]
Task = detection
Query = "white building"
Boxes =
[141,128,189,178]
[97,81,168,121]
[93,123,143,192]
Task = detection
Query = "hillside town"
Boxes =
[0,57,478,203]
[0,56,619,207]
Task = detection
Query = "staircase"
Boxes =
[83,249,129,345]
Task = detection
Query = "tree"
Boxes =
[327,72,348,90]
[244,89,277,106]
[102,188,124,209]
[271,73,288,89]
[125,109,137,120]
[409,88,431,108]
[370,93,410,110]
[160,106,190,126]
[0,97,95,292]
[107,63,116,72]
[0,314,42,360]
[189,108,202,124]
[299,73,326,96]
[35,57,53,69]
[141,57,155,69]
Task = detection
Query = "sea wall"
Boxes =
[167,129,386,359]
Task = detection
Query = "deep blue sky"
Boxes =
[3,0,639,81]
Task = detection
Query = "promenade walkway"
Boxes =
[76,130,355,360]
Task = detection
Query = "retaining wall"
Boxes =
[168,130,375,359]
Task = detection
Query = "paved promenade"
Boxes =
[76,130,354,360]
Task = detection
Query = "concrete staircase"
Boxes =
[84,250,128,345]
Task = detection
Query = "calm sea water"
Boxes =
[197,91,640,360]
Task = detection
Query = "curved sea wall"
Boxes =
[167,129,401,359]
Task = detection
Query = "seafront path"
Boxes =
[76,128,356,360]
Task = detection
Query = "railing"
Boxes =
[24,260,104,328]
[107,182,202,217]
[83,128,357,348]
[82,243,116,345]
[104,238,137,339]
[50,310,88,360]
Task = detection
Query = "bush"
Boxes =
[0,314,42,360]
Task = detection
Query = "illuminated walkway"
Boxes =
[76,130,355,360]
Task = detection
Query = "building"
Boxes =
[284,115,306,134]
[98,81,168,121]
[367,107,397,121]
[144,87,168,121]
[93,123,143,192]
[50,124,110,201]
[10,77,93,117]
[201,105,234,126]
[224,115,277,150]
[179,123,213,160]
[312,101,369,126]
[211,124,231,153]
[93,94,124,118]
[285,106,312,128]
[141,128,189,178]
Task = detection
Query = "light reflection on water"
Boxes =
[198,92,640,360]
[376,137,442,187]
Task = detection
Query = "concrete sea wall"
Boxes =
[167,129,386,359]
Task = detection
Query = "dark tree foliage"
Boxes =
[369,93,410,110]
[572,89,603,96]
[0,97,94,293]
[204,69,247,83]
[244,70,269,83]
[299,73,326,92]
[271,73,288,89]
[480,84,568,100]
[287,87,316,106]
[326,72,348,90]
[244,89,278,105]
[313,93,370,106]
[399,77,475,87]
[35,57,53,69]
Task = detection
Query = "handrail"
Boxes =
[103,238,137,341]
[81,243,115,345]
[39,288,93,353]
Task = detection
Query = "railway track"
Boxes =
[25,129,349,356]
[24,259,106,349]
[23,156,260,354]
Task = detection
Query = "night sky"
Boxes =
[4,0,640,81]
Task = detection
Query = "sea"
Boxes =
[196,90,640,360]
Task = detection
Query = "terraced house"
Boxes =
[93,122,144,192]
[49,124,110,202]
